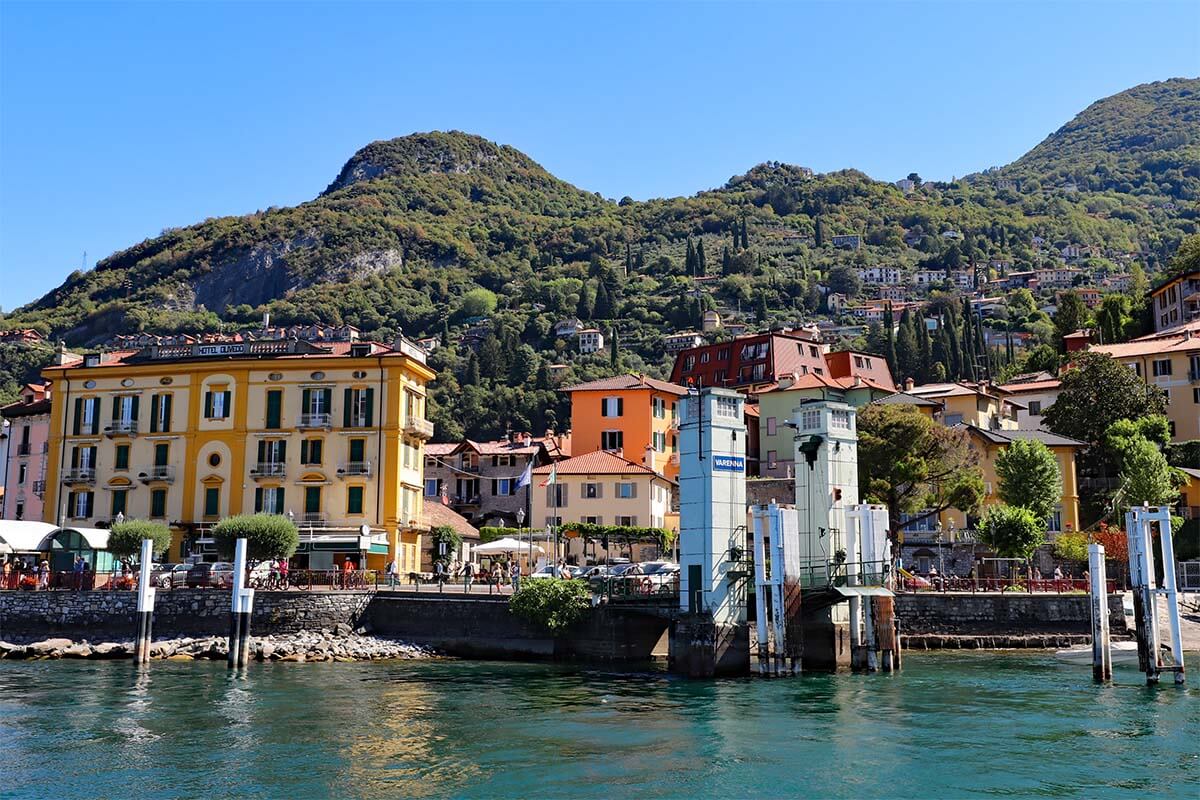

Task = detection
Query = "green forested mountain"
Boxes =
[3,80,1198,439]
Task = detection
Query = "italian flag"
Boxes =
[539,465,556,487]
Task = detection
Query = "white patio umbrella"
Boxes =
[473,537,545,556]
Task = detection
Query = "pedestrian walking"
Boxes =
[342,557,355,589]
[509,558,521,593]
[73,556,86,591]
[386,558,398,589]
[461,560,474,591]
[38,560,49,591]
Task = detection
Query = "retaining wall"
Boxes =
[0,590,371,642]
[894,593,1127,636]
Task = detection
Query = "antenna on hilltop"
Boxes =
[81,251,87,270]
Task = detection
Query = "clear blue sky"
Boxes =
[1,1,1196,309]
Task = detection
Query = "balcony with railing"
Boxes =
[298,412,332,429]
[453,494,482,506]
[62,468,96,484]
[298,512,329,526]
[105,419,139,437]
[338,461,372,477]
[346,415,370,428]
[138,465,176,483]
[403,417,435,440]
[31,480,45,498]
[251,462,287,479]
[16,442,31,456]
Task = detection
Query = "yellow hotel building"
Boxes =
[40,334,435,572]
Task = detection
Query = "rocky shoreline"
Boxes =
[0,623,437,662]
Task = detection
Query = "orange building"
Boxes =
[563,374,687,479]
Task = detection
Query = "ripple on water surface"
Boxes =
[0,652,1195,799]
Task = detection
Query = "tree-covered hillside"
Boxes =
[3,80,1198,439]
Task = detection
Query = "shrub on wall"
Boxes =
[509,578,591,633]
[107,521,172,562]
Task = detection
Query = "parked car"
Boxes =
[186,562,235,588]
[628,561,680,588]
[152,563,191,589]
[527,565,581,580]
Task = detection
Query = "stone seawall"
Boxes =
[0,590,371,642]
[894,593,1127,636]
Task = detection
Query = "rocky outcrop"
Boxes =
[0,629,435,662]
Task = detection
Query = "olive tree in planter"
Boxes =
[212,514,300,561]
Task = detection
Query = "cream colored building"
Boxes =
[41,335,435,572]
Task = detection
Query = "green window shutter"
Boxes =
[151,490,165,518]
[154,443,168,467]
[115,445,129,470]
[278,441,287,463]
[300,440,309,464]
[131,396,140,421]
[111,490,127,517]
[274,489,285,514]
[222,391,232,418]
[204,392,214,418]
[71,447,79,468]
[111,396,120,420]
[90,399,100,434]
[311,439,323,464]
[162,394,172,432]
[73,398,83,435]
[348,486,364,514]
[302,388,311,413]
[350,438,365,462]
[364,388,374,427]
[321,389,332,413]
[67,491,76,513]
[84,492,94,518]
[257,440,266,463]
[266,390,281,429]
[305,486,321,513]
[204,488,219,517]
[343,388,353,427]
[150,395,160,433]
[254,487,263,513]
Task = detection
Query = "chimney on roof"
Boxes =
[904,377,915,392]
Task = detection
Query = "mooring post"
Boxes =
[1157,515,1186,686]
[228,537,250,669]
[751,508,770,676]
[134,538,155,665]
[1088,543,1111,682]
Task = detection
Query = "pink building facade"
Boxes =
[2,383,52,522]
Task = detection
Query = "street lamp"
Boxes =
[516,508,527,570]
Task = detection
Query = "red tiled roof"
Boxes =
[532,449,674,482]
[423,501,480,540]
[563,373,687,395]
[424,443,459,456]
[1000,379,1061,393]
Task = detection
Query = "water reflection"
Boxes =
[0,655,1194,800]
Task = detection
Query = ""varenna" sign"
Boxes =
[712,455,745,473]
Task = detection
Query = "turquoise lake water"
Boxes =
[0,653,1195,799]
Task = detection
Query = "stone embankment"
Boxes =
[0,623,435,662]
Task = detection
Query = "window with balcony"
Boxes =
[601,430,624,451]
[300,388,332,428]
[110,395,139,434]
[256,440,287,477]
[304,486,322,521]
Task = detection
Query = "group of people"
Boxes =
[430,556,523,592]
[1,557,53,590]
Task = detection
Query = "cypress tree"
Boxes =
[576,283,592,321]
[465,352,481,386]
[685,237,697,275]
[896,310,919,382]
[917,313,933,383]
[697,239,707,276]
[756,293,769,323]
[594,281,613,319]
[740,216,749,249]
[883,303,897,376]
[609,328,619,368]
[814,215,824,247]
[625,242,632,275]
[722,247,732,274]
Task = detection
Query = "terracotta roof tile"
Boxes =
[531,449,674,482]
[423,501,480,539]
[563,373,687,395]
